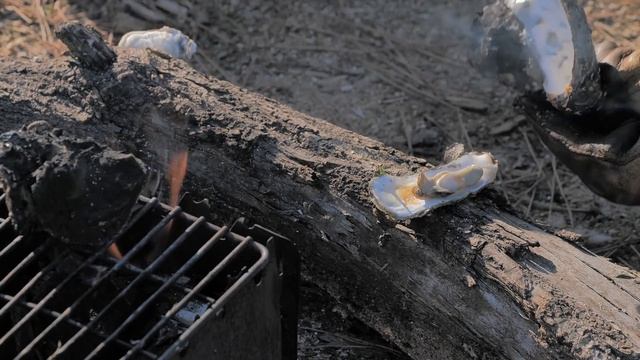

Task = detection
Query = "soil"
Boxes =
[2,0,640,358]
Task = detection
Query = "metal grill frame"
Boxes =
[0,193,274,359]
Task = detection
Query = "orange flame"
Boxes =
[110,150,188,262]
[145,149,189,264]
[107,243,123,259]
[167,150,189,207]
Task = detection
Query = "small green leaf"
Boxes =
[375,165,387,176]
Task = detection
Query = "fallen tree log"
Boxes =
[0,28,639,359]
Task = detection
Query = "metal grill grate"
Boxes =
[0,192,270,359]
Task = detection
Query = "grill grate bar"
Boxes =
[0,240,50,291]
[0,234,23,258]
[89,223,228,359]
[100,257,216,304]
[2,194,277,360]
[0,249,69,318]
[0,216,12,233]
[0,248,70,346]
[51,215,206,359]
[0,294,157,359]
[158,236,269,360]
[123,232,252,359]
[9,199,166,359]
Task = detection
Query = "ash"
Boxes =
[0,121,146,250]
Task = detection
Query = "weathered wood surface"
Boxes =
[1,41,639,359]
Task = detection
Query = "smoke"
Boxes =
[475,0,545,91]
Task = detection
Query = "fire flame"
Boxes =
[107,243,123,259]
[108,150,189,261]
[167,150,189,207]
[145,149,189,263]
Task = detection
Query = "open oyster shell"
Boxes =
[370,152,498,221]
[481,0,601,114]
[118,26,197,60]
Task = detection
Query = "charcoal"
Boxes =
[0,121,146,250]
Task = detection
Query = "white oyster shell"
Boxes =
[118,26,197,60]
[507,0,601,112]
[418,164,484,195]
[370,152,498,220]
[506,0,575,98]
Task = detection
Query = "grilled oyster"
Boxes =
[370,152,498,220]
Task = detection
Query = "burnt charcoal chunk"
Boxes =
[55,21,117,70]
[0,121,146,250]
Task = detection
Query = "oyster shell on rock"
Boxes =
[370,152,498,220]
[118,26,197,60]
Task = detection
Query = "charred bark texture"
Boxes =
[0,36,639,359]
[54,21,116,71]
[0,121,145,249]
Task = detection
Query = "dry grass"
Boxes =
[1,0,67,57]
[0,0,105,58]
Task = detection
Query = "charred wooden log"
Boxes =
[0,24,638,360]
[0,121,145,250]
[54,21,117,71]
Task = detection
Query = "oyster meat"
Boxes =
[118,26,197,60]
[370,153,498,220]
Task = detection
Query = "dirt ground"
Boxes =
[2,0,640,358]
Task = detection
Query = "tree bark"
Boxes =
[1,45,639,359]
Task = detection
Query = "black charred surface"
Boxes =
[478,1,543,92]
[0,121,146,250]
[55,21,116,71]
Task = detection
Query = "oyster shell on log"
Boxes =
[118,26,197,60]
[370,152,498,220]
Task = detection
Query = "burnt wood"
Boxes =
[0,121,145,250]
[54,21,117,71]
[0,26,639,360]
